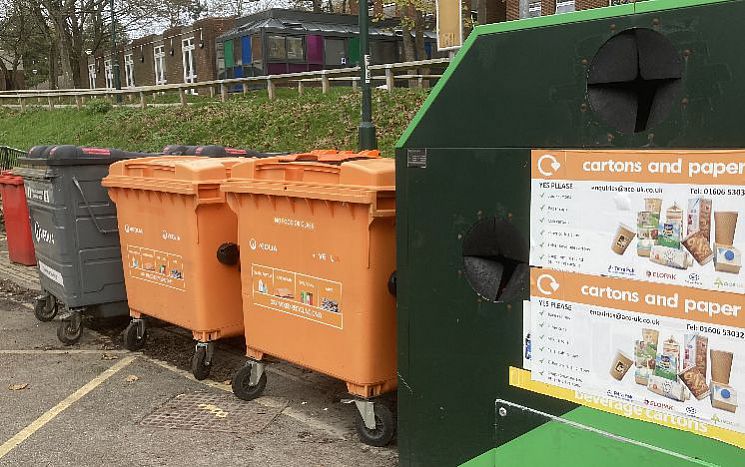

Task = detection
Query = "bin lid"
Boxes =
[0,170,23,186]
[18,145,159,167]
[221,150,393,204]
[163,145,290,159]
[103,156,245,195]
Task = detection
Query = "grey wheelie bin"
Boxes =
[14,145,158,344]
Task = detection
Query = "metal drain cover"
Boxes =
[141,391,285,434]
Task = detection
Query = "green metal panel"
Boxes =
[224,40,235,68]
[397,1,745,465]
[348,37,360,66]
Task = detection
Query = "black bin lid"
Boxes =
[20,145,159,166]
[162,145,287,159]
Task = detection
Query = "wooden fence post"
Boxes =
[48,96,54,110]
[297,81,304,96]
[385,65,394,92]
[242,83,248,95]
[210,86,215,98]
[19,97,25,112]
[221,83,228,102]
[140,91,147,109]
[267,78,275,100]
[321,71,330,94]
[75,96,82,110]
[179,88,187,107]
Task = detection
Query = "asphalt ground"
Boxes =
[0,277,397,466]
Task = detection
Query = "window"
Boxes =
[154,45,166,85]
[528,1,541,17]
[555,0,575,13]
[124,53,135,88]
[104,59,113,88]
[286,37,304,60]
[519,0,541,18]
[324,38,346,66]
[370,41,396,65]
[88,63,96,89]
[182,37,197,90]
[216,41,225,75]
[267,36,286,60]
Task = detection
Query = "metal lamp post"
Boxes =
[111,0,122,102]
[358,0,378,150]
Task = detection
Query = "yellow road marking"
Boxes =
[0,355,137,459]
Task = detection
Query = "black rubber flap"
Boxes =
[462,217,529,303]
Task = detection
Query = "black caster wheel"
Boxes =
[57,317,82,345]
[191,346,211,380]
[124,321,147,351]
[34,294,58,322]
[355,403,396,447]
[231,363,267,401]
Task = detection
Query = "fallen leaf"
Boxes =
[8,383,28,391]
[101,354,119,360]
[125,375,139,383]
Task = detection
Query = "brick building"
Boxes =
[502,0,621,21]
[87,17,235,94]
[86,10,439,92]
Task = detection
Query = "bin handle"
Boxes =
[72,176,118,235]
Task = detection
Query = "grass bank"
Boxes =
[0,87,428,157]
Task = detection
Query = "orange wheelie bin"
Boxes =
[103,156,245,379]
[221,151,397,446]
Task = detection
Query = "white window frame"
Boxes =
[88,63,96,89]
[154,45,167,85]
[124,53,135,88]
[527,1,541,17]
[555,0,575,13]
[182,37,197,94]
[104,59,113,89]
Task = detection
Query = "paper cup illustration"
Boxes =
[612,224,635,255]
[710,350,734,384]
[610,350,633,380]
[714,211,738,246]
[645,198,662,214]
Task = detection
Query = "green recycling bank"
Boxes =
[396,0,745,465]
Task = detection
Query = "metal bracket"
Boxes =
[353,400,377,430]
[248,360,265,386]
[196,341,214,366]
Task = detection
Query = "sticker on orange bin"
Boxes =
[127,245,185,291]
[252,264,343,329]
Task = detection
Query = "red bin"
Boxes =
[0,170,36,265]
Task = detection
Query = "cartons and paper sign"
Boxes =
[517,150,745,449]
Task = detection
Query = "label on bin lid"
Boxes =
[80,147,112,156]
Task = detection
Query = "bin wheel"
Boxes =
[57,318,82,345]
[191,346,211,380]
[124,321,147,351]
[355,403,396,447]
[34,294,58,322]
[232,363,267,401]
